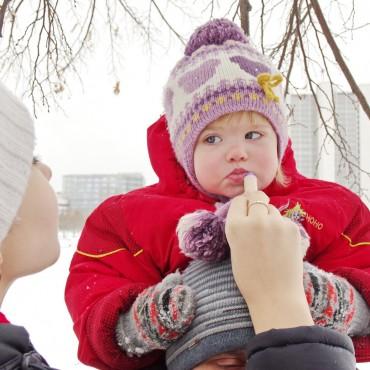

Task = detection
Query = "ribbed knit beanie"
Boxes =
[163,18,288,194]
[0,82,35,244]
[166,259,254,370]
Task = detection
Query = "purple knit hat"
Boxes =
[163,18,288,195]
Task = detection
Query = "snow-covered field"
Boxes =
[2,233,370,369]
[2,233,92,369]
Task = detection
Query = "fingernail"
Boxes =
[244,172,256,178]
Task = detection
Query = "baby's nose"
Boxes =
[226,144,248,162]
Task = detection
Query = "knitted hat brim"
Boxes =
[176,86,286,196]
[166,327,254,370]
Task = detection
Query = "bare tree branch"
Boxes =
[201,0,216,18]
[239,0,252,36]
[151,0,185,45]
[0,0,12,37]
[293,1,366,185]
[310,0,370,120]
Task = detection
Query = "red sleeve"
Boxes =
[65,200,164,370]
[334,266,370,362]
[309,199,370,362]
[332,199,370,294]
[310,198,370,276]
[333,200,370,363]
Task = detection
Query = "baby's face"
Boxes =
[194,111,279,198]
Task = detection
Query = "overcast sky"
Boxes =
[18,1,370,191]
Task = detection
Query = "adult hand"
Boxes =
[225,174,313,333]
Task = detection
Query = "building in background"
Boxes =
[287,93,318,179]
[333,92,361,194]
[287,84,370,205]
[62,172,144,214]
[61,173,144,225]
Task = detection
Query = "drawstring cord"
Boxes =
[257,73,283,102]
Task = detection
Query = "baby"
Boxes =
[65,19,370,370]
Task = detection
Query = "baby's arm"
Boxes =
[304,262,370,335]
[65,198,169,370]
[305,196,370,342]
[66,249,158,369]
[116,272,195,357]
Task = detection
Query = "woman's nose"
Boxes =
[35,162,53,181]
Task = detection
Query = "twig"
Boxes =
[310,0,370,120]
[0,0,12,37]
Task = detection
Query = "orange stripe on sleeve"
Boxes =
[341,233,370,248]
[76,248,127,258]
[133,249,144,257]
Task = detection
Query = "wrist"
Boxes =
[116,311,148,356]
[247,292,314,334]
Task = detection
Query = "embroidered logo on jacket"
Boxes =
[281,202,306,223]
[281,201,323,230]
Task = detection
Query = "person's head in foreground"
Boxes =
[0,82,60,305]
[164,18,288,200]
[166,259,251,370]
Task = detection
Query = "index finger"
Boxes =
[226,195,247,223]
[244,173,258,193]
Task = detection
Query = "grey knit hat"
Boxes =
[166,259,255,370]
[0,82,35,243]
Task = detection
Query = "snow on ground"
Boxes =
[2,232,370,369]
[2,232,93,369]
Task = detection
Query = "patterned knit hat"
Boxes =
[163,18,288,194]
[166,259,254,370]
[0,82,35,243]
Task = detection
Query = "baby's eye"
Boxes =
[245,131,262,140]
[205,135,222,144]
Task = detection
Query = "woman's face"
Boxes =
[193,350,246,370]
[0,160,60,282]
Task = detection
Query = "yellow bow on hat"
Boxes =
[257,73,283,102]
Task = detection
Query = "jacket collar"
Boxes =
[147,115,214,202]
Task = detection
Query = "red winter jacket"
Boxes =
[65,115,370,370]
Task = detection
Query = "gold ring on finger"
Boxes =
[247,200,269,214]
